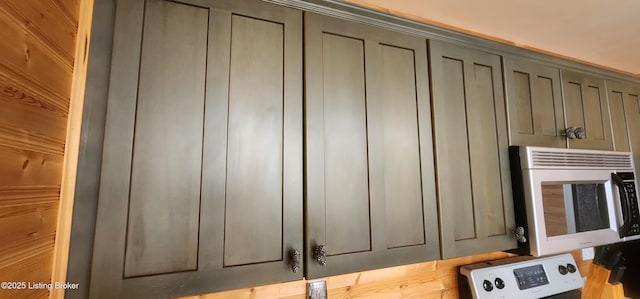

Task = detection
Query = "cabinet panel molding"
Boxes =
[504,57,565,148]
[430,40,516,258]
[89,0,303,297]
[561,70,613,150]
[305,12,439,278]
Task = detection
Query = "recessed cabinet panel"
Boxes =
[124,0,208,277]
[583,86,606,141]
[468,63,507,238]
[561,71,612,150]
[512,71,534,135]
[439,57,476,241]
[625,95,640,170]
[505,58,565,147]
[430,40,516,258]
[223,15,284,267]
[608,90,630,151]
[321,33,372,255]
[305,12,439,279]
[379,45,426,249]
[90,0,303,297]
[607,80,640,171]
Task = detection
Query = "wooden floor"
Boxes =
[0,0,79,298]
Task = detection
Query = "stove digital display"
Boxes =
[513,264,549,290]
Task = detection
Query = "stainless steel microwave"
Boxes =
[510,146,640,256]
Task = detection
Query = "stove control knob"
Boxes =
[495,277,505,289]
[567,263,577,273]
[482,280,494,292]
[559,265,568,275]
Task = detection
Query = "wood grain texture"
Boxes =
[180,250,593,299]
[0,0,77,65]
[50,0,91,297]
[224,14,284,267]
[321,32,372,256]
[180,251,514,299]
[0,72,69,143]
[0,247,54,299]
[0,5,72,100]
[0,0,79,298]
[124,0,208,277]
[430,40,515,258]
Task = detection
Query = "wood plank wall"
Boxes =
[181,251,591,299]
[0,0,79,298]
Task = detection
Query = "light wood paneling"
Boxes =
[0,5,72,100]
[180,252,513,299]
[181,250,593,299]
[0,0,79,298]
[0,0,77,64]
[0,146,64,187]
[0,247,55,299]
[0,73,69,143]
[50,0,91,297]
[0,201,58,265]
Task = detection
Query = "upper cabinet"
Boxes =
[607,81,640,169]
[561,70,613,150]
[429,40,516,259]
[304,12,439,278]
[89,0,303,298]
[504,58,565,148]
[505,58,613,150]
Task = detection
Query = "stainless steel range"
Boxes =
[459,253,583,299]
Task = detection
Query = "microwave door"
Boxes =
[612,173,632,237]
[529,169,622,256]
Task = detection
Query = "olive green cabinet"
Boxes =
[607,81,640,169]
[89,0,303,298]
[504,58,566,147]
[429,40,517,259]
[504,59,613,150]
[304,12,440,278]
[561,70,613,150]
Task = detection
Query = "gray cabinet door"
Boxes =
[89,0,303,298]
[305,12,439,278]
[429,40,516,259]
[607,81,640,168]
[561,70,613,150]
[504,57,566,148]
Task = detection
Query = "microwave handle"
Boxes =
[612,173,632,237]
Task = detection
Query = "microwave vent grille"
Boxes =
[530,150,633,169]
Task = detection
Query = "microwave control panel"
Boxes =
[459,253,583,299]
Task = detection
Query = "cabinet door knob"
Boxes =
[289,249,301,273]
[314,245,327,266]
[574,127,586,139]
[512,226,527,243]
[564,127,577,139]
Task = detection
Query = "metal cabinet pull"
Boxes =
[574,127,586,139]
[314,245,327,266]
[564,127,586,140]
[564,127,577,139]
[289,249,301,273]
[512,226,527,243]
